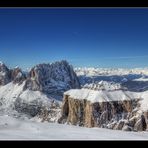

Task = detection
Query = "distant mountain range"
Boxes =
[74,67,148,92]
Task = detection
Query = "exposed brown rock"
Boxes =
[114,120,125,130]
[11,67,26,84]
[39,106,61,123]
[122,100,132,112]
[85,101,95,127]
[143,111,148,128]
[23,78,41,91]
[59,94,147,131]
[128,116,137,127]
[134,115,147,131]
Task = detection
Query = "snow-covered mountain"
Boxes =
[74,67,148,92]
[0,60,80,121]
[0,62,26,86]
[0,60,80,97]
[75,67,148,76]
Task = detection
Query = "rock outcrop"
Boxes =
[59,89,147,131]
[0,62,11,85]
[13,96,61,122]
[10,67,26,84]
[0,63,26,85]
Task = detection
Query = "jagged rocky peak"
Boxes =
[0,61,11,85]
[24,60,80,95]
[10,67,26,84]
[0,61,9,72]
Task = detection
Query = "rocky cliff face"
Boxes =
[24,60,80,96]
[59,91,147,131]
[0,62,26,86]
[0,62,11,85]
[11,67,26,84]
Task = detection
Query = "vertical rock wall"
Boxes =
[59,94,147,131]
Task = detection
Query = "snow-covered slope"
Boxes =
[0,82,52,108]
[0,115,148,140]
[0,82,25,108]
[64,89,136,103]
[0,81,61,121]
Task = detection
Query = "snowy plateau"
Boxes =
[1,61,148,140]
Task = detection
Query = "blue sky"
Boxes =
[0,8,148,69]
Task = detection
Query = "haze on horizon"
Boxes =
[0,8,148,70]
